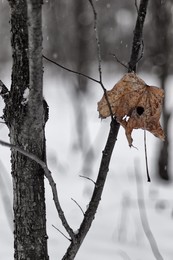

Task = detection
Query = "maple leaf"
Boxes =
[98,72,165,146]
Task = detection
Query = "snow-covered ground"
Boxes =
[0,64,173,260]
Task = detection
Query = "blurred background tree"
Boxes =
[149,0,172,181]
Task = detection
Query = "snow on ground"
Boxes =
[0,65,173,260]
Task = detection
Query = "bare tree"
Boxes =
[1,0,49,259]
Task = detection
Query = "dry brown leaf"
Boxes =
[98,72,165,146]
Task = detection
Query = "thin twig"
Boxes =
[43,55,100,85]
[135,164,164,260]
[52,224,71,241]
[88,0,113,119]
[110,53,128,69]
[43,53,113,119]
[0,139,76,242]
[44,2,114,120]
[79,175,96,185]
[71,198,85,216]
[144,130,150,182]
[88,0,102,83]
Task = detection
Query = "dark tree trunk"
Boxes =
[128,0,149,73]
[150,0,172,181]
[4,0,49,259]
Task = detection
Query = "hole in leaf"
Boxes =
[136,106,144,115]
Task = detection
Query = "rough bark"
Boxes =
[128,0,149,73]
[5,0,49,259]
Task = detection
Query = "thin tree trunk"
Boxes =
[5,0,49,259]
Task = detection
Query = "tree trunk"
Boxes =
[150,0,171,181]
[5,0,49,259]
[73,0,95,170]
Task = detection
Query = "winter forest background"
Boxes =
[0,0,173,259]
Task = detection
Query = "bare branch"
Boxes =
[128,0,149,72]
[88,0,113,119]
[52,225,71,241]
[144,130,150,182]
[0,139,76,241]
[44,4,114,120]
[62,118,120,260]
[43,55,113,116]
[43,55,100,85]
[79,175,96,185]
[135,165,164,260]
[43,53,115,119]
[88,0,102,83]
[110,53,128,69]
[71,198,85,216]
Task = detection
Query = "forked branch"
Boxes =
[0,139,75,242]
[62,118,120,260]
[43,55,100,85]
